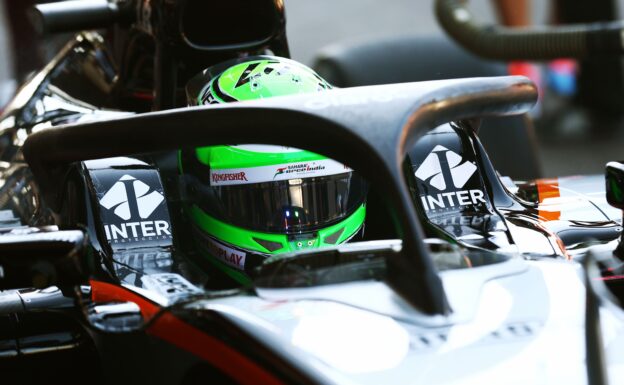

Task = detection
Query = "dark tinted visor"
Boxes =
[197,173,367,233]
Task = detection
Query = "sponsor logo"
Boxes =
[100,175,164,220]
[414,145,486,211]
[210,159,351,186]
[415,145,476,190]
[430,216,487,228]
[273,162,326,179]
[99,174,172,244]
[103,220,171,243]
[112,251,172,280]
[192,225,246,270]
[113,251,173,270]
[206,237,246,270]
[201,91,217,105]
[211,171,248,184]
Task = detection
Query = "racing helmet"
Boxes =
[180,57,367,283]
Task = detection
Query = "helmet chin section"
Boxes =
[188,204,366,283]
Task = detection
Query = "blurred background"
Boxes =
[285,0,624,178]
[287,0,501,66]
[1,0,624,177]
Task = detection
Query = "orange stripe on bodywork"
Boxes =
[90,280,286,385]
[536,178,561,221]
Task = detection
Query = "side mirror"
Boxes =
[0,229,91,290]
[87,301,144,333]
[606,161,624,211]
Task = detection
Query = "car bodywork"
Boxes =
[0,31,623,385]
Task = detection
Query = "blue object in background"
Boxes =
[548,59,577,97]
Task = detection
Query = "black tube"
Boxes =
[29,0,132,34]
[583,252,609,385]
[435,0,624,60]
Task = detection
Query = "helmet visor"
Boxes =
[196,172,367,234]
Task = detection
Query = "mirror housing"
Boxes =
[0,229,91,290]
[87,301,144,333]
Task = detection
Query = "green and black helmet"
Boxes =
[180,56,367,284]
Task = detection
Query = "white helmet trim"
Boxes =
[210,159,352,186]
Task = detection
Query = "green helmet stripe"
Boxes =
[328,204,367,244]
[195,146,330,170]
[189,204,366,254]
[189,205,286,253]
[234,62,262,89]
[212,75,238,102]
